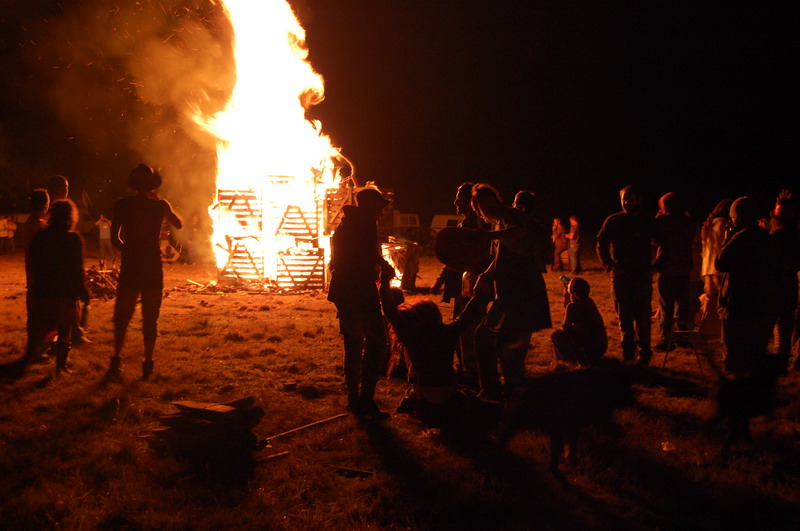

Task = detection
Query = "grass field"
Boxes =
[1,249,800,530]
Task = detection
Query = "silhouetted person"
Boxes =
[512,190,553,274]
[28,200,89,375]
[552,217,568,272]
[596,185,667,365]
[0,215,12,255]
[109,164,182,381]
[472,183,551,400]
[431,182,491,387]
[327,187,393,418]
[565,215,582,274]
[46,174,91,345]
[22,189,49,362]
[551,277,607,366]
[699,198,733,341]
[715,196,779,455]
[715,196,777,378]
[380,264,490,425]
[768,190,799,371]
[654,193,698,350]
[46,175,68,203]
[96,214,114,268]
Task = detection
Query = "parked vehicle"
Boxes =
[393,211,423,242]
[430,214,462,239]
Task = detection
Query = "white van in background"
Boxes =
[392,211,422,242]
[430,214,462,239]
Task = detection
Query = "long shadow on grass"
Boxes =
[361,417,612,529]
[580,436,800,529]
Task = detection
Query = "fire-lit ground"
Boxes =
[1,251,800,529]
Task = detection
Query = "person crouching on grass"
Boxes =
[108,164,182,381]
[27,199,89,375]
[551,277,608,367]
[380,263,492,425]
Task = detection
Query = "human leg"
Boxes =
[633,274,654,364]
[612,277,636,361]
[337,309,365,407]
[360,310,388,406]
[657,274,676,346]
[498,328,531,388]
[140,287,163,379]
[475,324,502,400]
[110,285,139,378]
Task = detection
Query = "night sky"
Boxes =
[1,1,796,232]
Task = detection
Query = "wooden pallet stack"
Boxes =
[150,397,266,481]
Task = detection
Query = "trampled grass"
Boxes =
[1,250,799,529]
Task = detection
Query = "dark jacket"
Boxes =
[327,205,384,311]
[655,212,697,276]
[596,211,667,277]
[715,226,777,321]
[29,229,88,301]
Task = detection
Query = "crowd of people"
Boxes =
[330,182,800,433]
[18,167,182,381]
[10,170,800,453]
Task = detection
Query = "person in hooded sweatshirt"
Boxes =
[327,188,394,419]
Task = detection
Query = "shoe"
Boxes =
[55,344,71,376]
[477,390,503,405]
[637,351,653,366]
[72,335,92,346]
[357,398,389,420]
[105,357,123,382]
[346,392,360,413]
[142,360,154,381]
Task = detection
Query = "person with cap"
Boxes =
[107,164,182,381]
[596,185,668,365]
[715,196,778,378]
[654,192,699,351]
[327,187,394,418]
[550,277,608,366]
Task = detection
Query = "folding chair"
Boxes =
[662,309,706,377]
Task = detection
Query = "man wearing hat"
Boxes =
[715,196,778,378]
[108,164,182,381]
[328,187,393,418]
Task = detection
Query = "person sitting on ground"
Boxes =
[380,263,491,425]
[27,199,89,375]
[108,164,182,381]
[551,277,608,366]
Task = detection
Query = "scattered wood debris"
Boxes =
[150,397,266,483]
[173,278,321,295]
[86,266,118,300]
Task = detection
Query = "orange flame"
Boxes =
[193,0,344,286]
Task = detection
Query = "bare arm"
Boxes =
[111,203,124,250]
[162,200,183,229]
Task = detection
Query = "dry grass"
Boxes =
[1,250,800,530]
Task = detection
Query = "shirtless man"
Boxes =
[108,164,182,381]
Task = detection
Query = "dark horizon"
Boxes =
[1,1,796,233]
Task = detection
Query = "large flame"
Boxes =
[194,0,343,285]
